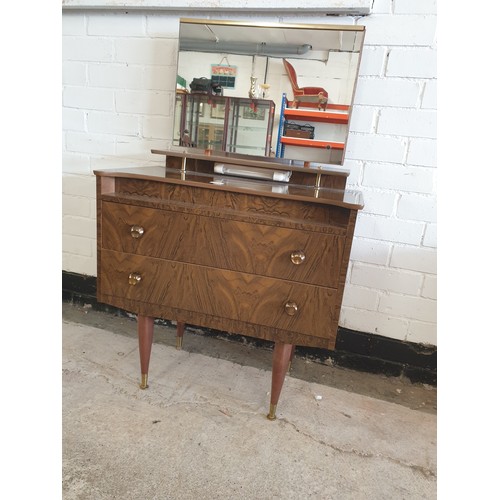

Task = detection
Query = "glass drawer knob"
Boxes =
[284,301,298,316]
[290,250,306,265]
[128,272,142,286]
[130,225,145,239]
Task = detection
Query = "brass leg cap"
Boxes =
[176,336,183,350]
[140,374,149,390]
[266,404,277,421]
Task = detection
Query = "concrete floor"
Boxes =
[62,303,437,499]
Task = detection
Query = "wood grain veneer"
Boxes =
[101,201,345,288]
[100,250,338,338]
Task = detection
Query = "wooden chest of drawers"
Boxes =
[95,150,363,419]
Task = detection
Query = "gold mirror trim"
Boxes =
[180,18,365,32]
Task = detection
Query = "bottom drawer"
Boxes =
[99,250,338,339]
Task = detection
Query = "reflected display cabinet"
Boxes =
[175,93,275,156]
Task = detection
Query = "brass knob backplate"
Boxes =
[128,272,142,286]
[284,301,298,316]
[290,250,306,265]
[130,225,145,239]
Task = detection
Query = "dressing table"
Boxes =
[95,149,363,419]
[95,19,365,419]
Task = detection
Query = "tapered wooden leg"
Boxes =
[137,315,154,389]
[267,342,294,420]
[288,346,296,373]
[176,321,185,350]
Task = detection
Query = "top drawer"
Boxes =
[101,201,345,288]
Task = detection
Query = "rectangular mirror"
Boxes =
[173,19,365,167]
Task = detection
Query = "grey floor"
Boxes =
[62,303,437,499]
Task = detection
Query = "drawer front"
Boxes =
[100,250,338,339]
[101,201,345,288]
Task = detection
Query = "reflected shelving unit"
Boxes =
[276,93,351,164]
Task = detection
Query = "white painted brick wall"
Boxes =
[422,223,436,248]
[62,4,437,346]
[390,246,437,274]
[350,262,423,295]
[357,46,386,76]
[362,163,435,193]
[355,215,425,245]
[63,108,86,133]
[422,80,437,109]
[63,36,114,62]
[407,138,437,167]
[88,63,145,90]
[378,109,437,138]
[421,275,437,300]
[87,111,140,136]
[397,194,436,222]
[358,189,397,216]
[354,79,420,107]
[379,293,436,323]
[348,106,376,134]
[345,134,406,163]
[340,308,409,341]
[362,15,436,46]
[343,1,436,345]
[349,239,391,266]
[63,87,115,111]
[394,0,437,15]
[62,152,91,175]
[386,49,437,78]
[63,194,93,218]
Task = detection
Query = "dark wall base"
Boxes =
[63,271,436,386]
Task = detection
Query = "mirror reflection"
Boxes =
[174,19,365,166]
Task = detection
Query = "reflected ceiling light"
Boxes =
[180,39,312,56]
